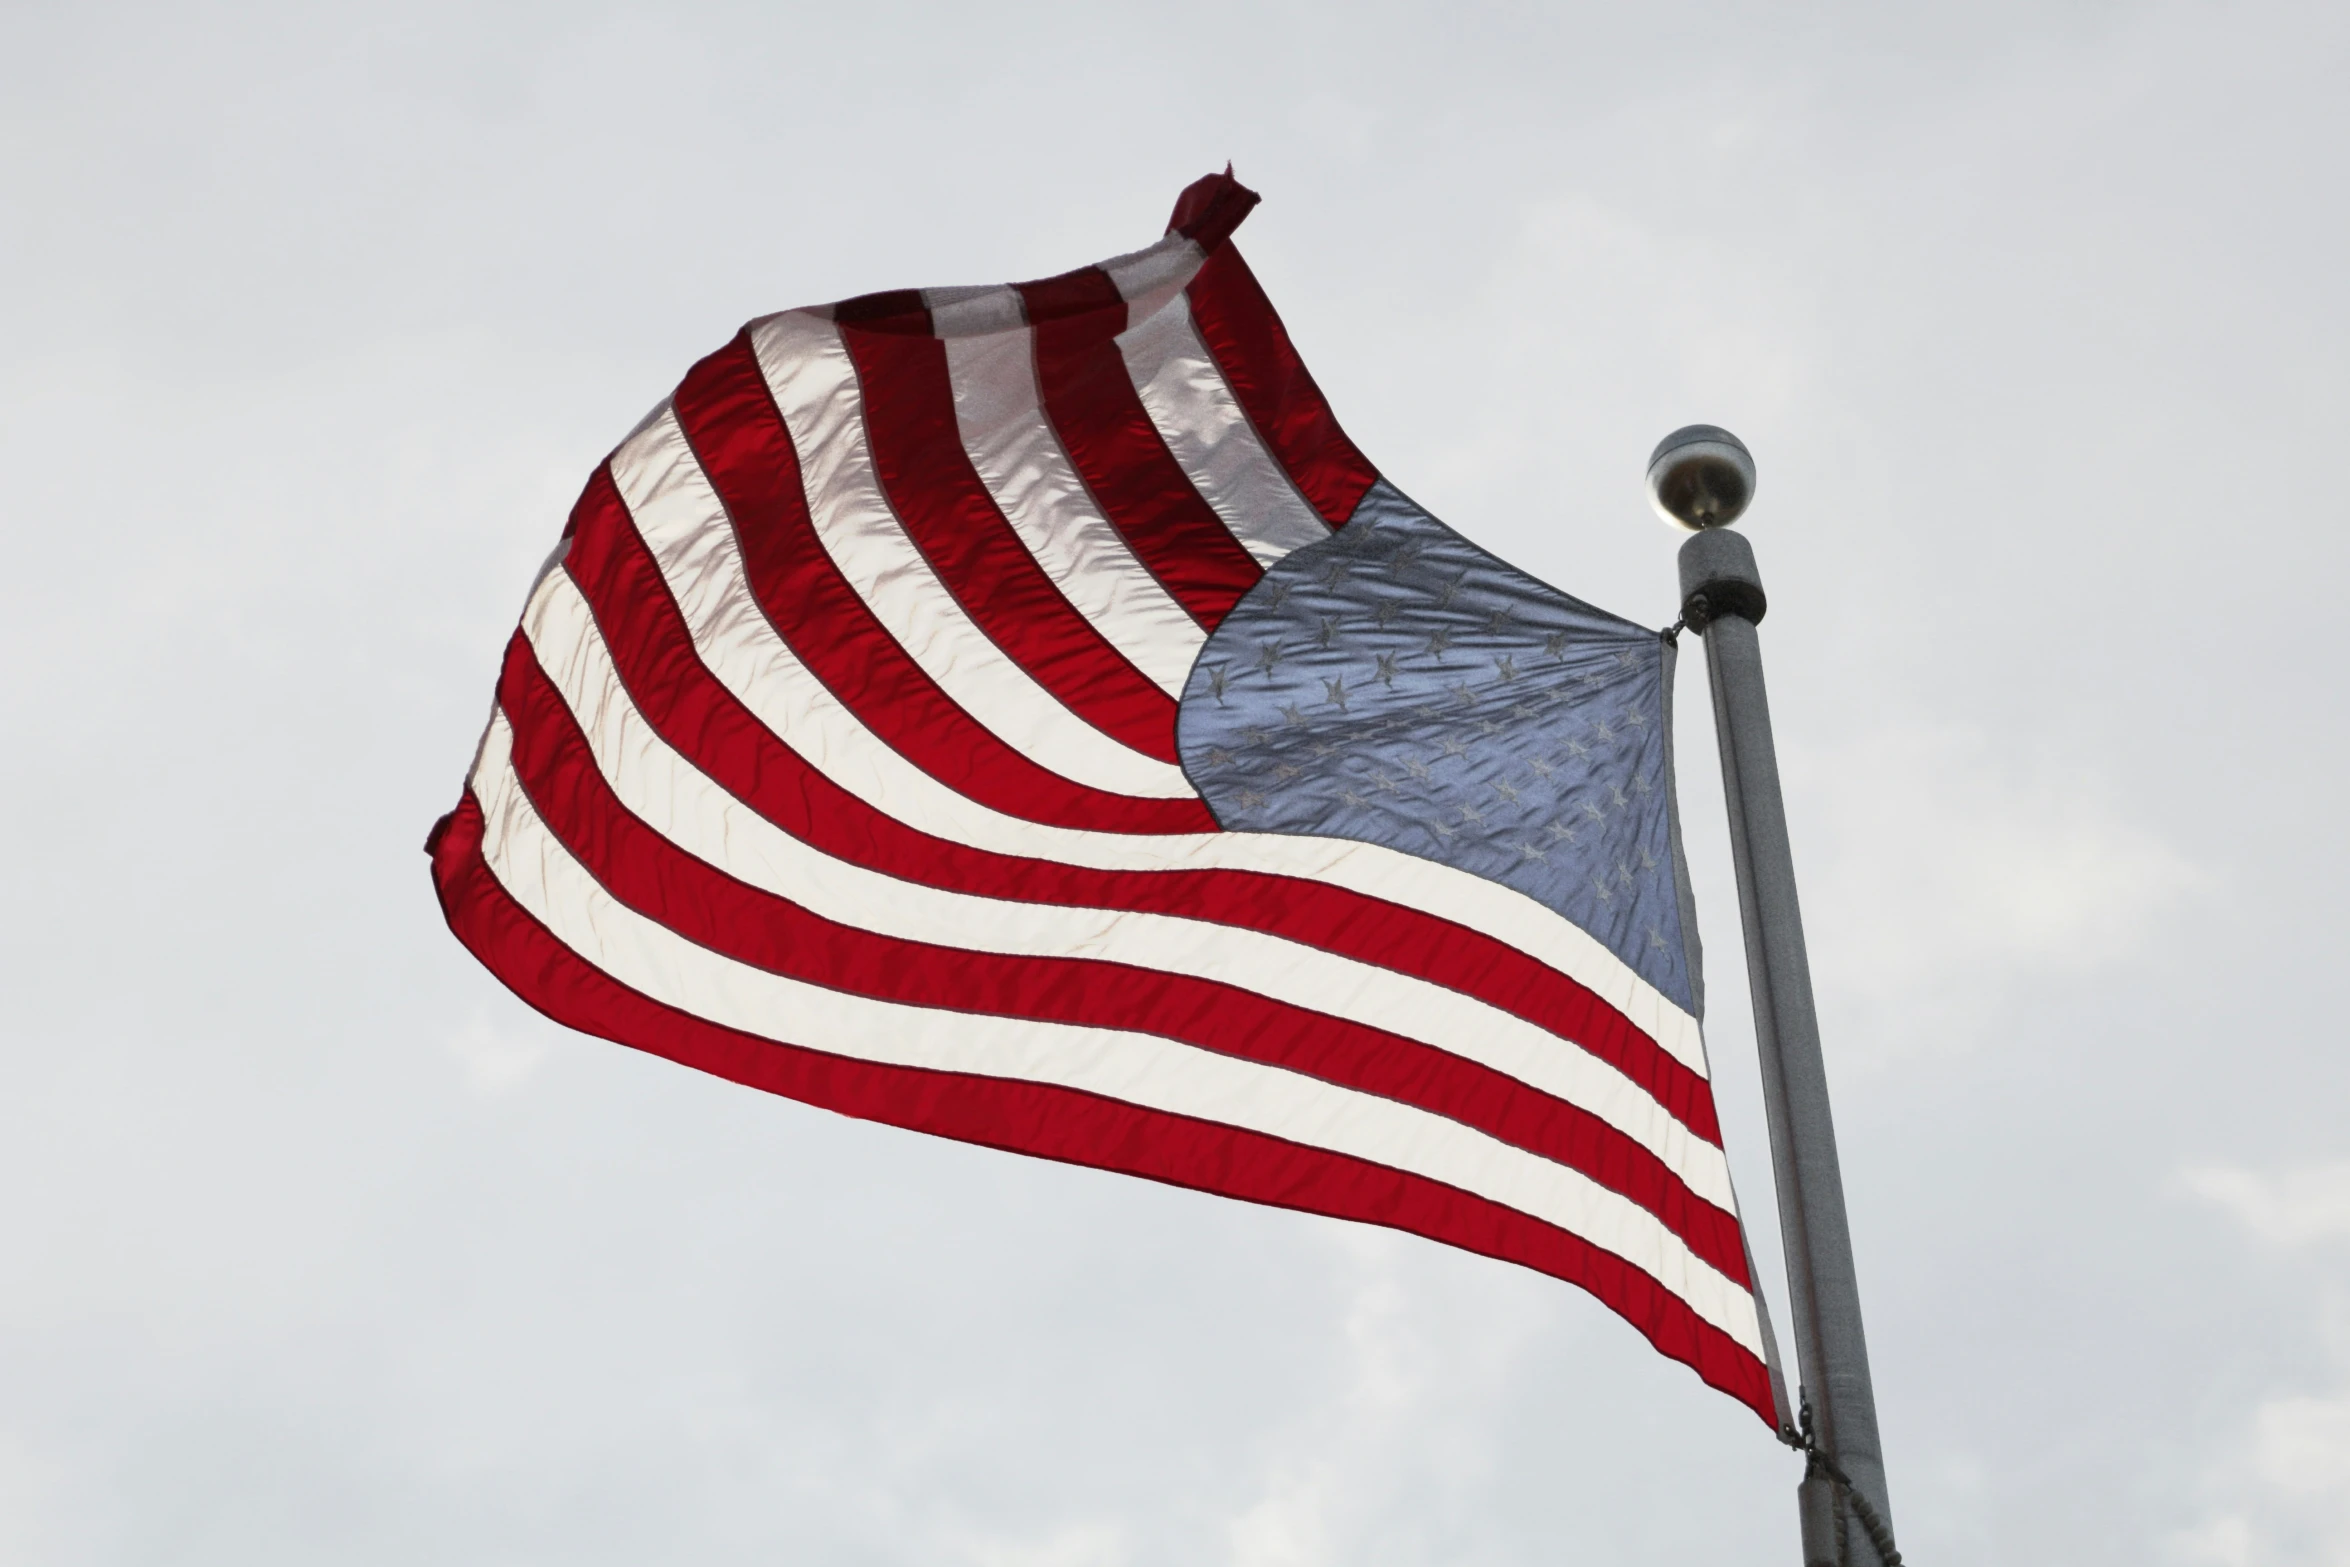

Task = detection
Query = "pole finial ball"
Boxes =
[1647,425,1755,531]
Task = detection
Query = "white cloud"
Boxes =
[2254,1392,2350,1499]
[1230,1462,1338,1567]
[444,1008,554,1095]
[966,1520,1131,1567]
[1223,1229,1539,1567]
[1289,90,1378,160]
[0,1429,78,1566]
[2172,1383,2350,1567]
[2173,1510,2256,1567]
[2171,1177,2350,1565]
[2184,1162,2350,1248]
[1790,723,2195,1005]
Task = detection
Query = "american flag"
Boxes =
[428,171,1780,1422]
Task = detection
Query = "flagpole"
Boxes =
[1652,427,1898,1567]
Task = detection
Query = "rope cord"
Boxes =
[1778,1397,1905,1566]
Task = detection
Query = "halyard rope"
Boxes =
[1780,1397,1906,1566]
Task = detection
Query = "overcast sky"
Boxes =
[4,2,2347,1563]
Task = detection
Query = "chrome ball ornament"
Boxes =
[1647,424,1755,530]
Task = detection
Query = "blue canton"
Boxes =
[1176,481,1698,1014]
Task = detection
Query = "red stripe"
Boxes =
[1020,267,1264,629]
[559,489,1724,1146]
[1183,245,1378,528]
[655,334,1211,836]
[829,300,1182,765]
[496,632,1748,1284]
[429,789,1776,1425]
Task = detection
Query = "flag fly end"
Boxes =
[1165,167,1261,248]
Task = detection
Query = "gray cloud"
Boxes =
[3,2,2345,1562]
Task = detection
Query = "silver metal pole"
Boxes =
[1650,429,1898,1567]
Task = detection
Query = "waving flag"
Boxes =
[428,171,1780,1421]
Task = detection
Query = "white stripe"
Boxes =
[1118,292,1329,564]
[939,306,1207,696]
[522,564,1735,1213]
[1101,231,1207,325]
[921,231,1206,339]
[469,714,1762,1356]
[693,314,1194,800]
[605,428,1710,1078]
[924,284,1027,337]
